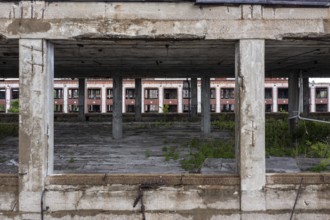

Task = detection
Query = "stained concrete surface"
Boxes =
[0,122,328,174]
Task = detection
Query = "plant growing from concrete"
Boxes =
[8,100,19,113]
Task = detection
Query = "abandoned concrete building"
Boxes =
[1,78,330,114]
[1,0,330,219]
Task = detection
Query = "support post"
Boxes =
[272,85,278,112]
[5,86,10,113]
[178,85,183,113]
[310,86,316,112]
[18,39,54,212]
[216,86,221,113]
[201,76,211,135]
[303,77,310,116]
[158,86,163,113]
[78,78,86,121]
[235,39,266,211]
[101,85,106,113]
[63,86,68,113]
[112,75,123,139]
[191,78,198,118]
[288,73,299,134]
[135,78,142,121]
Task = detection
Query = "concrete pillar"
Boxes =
[328,86,330,112]
[201,76,211,135]
[197,84,201,113]
[288,73,299,133]
[216,86,221,113]
[272,85,278,112]
[18,39,54,212]
[112,75,123,139]
[235,39,266,211]
[63,86,68,113]
[5,86,10,113]
[135,78,142,121]
[158,87,163,113]
[101,85,106,113]
[141,85,145,113]
[78,78,86,121]
[178,85,183,113]
[303,77,310,116]
[191,78,198,117]
[310,86,316,112]
[122,83,126,113]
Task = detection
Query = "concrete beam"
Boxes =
[201,76,211,135]
[112,75,123,139]
[288,73,299,133]
[78,78,86,121]
[18,39,54,212]
[135,78,142,121]
[235,39,266,211]
[191,78,198,118]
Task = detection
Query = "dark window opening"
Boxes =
[210,88,216,99]
[316,88,328,99]
[164,89,177,99]
[0,89,5,99]
[54,88,63,99]
[316,104,328,112]
[88,89,101,99]
[166,104,177,112]
[265,104,272,112]
[107,105,113,112]
[278,88,288,99]
[183,89,190,99]
[145,104,159,112]
[221,104,234,112]
[69,104,79,112]
[0,104,5,112]
[68,89,79,99]
[126,88,135,99]
[183,104,190,112]
[54,104,63,112]
[107,89,113,99]
[221,88,234,99]
[265,88,272,99]
[210,104,216,112]
[145,89,158,99]
[88,105,101,113]
[126,105,135,112]
[278,104,288,112]
[11,88,19,99]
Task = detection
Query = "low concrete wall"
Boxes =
[1,174,329,220]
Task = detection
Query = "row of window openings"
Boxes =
[1,88,328,100]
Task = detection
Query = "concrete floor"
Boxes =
[0,122,328,174]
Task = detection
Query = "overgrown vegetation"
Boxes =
[162,146,179,161]
[0,123,18,140]
[180,138,235,172]
[8,100,19,113]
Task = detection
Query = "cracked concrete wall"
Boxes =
[0,2,329,40]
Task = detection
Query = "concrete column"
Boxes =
[5,86,10,113]
[310,86,316,112]
[216,86,221,113]
[303,78,310,116]
[288,73,299,133]
[141,85,145,113]
[135,78,142,121]
[101,86,106,113]
[63,86,68,113]
[272,86,278,112]
[178,85,183,113]
[112,75,123,139]
[122,83,126,113]
[328,86,330,112]
[78,78,86,121]
[197,84,201,113]
[201,76,211,135]
[191,78,198,117]
[158,87,163,113]
[235,39,266,211]
[18,39,54,212]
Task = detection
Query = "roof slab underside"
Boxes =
[0,39,330,78]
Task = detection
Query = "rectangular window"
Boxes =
[278,88,288,99]
[145,104,159,112]
[88,89,101,99]
[126,88,135,99]
[210,88,216,99]
[69,104,79,112]
[265,88,272,99]
[183,89,190,99]
[54,88,63,99]
[167,104,177,112]
[278,104,288,112]
[316,104,327,112]
[221,88,234,99]
[183,104,190,112]
[210,104,216,112]
[126,105,135,112]
[316,88,328,99]
[54,104,63,112]
[107,105,113,112]
[0,105,5,112]
[0,88,5,99]
[107,89,113,99]
[265,104,272,112]
[164,89,177,99]
[145,89,158,99]
[221,104,234,112]
[11,88,19,99]
[68,89,79,99]
[88,105,101,112]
